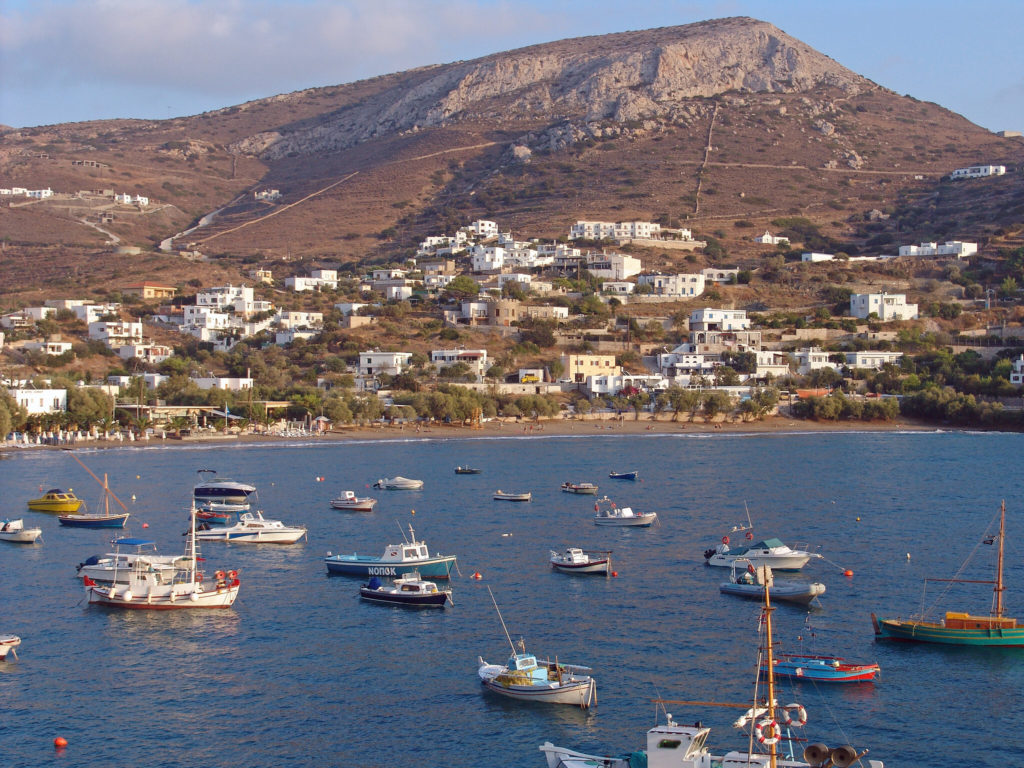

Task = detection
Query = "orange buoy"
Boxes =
[142,523,149,528]
[472,571,482,580]
[843,569,854,577]
[54,737,68,748]
[611,571,618,577]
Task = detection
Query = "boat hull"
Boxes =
[86,583,239,609]
[872,614,1024,646]
[330,499,377,511]
[720,581,825,605]
[478,663,596,708]
[0,634,21,660]
[493,492,531,501]
[551,561,609,575]
[325,555,456,579]
[707,553,812,571]
[608,472,638,480]
[765,655,879,682]
[359,589,450,607]
[593,514,656,527]
[0,522,42,543]
[192,483,256,504]
[562,485,598,494]
[57,513,130,529]
[26,499,82,513]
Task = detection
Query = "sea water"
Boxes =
[1,431,1022,766]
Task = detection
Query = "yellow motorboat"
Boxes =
[27,488,84,514]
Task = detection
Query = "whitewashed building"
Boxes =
[586,252,642,280]
[950,165,1006,180]
[118,343,173,364]
[898,241,978,259]
[689,308,750,332]
[275,310,323,329]
[637,273,705,298]
[754,231,790,245]
[802,252,835,262]
[9,388,66,414]
[850,293,918,321]
[192,377,253,392]
[431,348,489,377]
[359,351,412,377]
[1010,355,1024,386]
[846,351,904,370]
[23,340,73,356]
[88,320,143,347]
[197,285,253,309]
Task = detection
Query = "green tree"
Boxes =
[446,275,480,298]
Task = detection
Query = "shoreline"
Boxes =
[1,414,950,453]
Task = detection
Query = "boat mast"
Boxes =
[487,586,519,657]
[995,501,1006,618]
[763,573,778,768]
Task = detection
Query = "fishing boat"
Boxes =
[324,523,457,579]
[77,537,188,585]
[83,504,240,610]
[494,490,532,502]
[26,489,83,513]
[330,490,377,512]
[455,466,482,475]
[765,654,880,683]
[373,476,424,490]
[593,496,657,527]
[720,561,826,606]
[561,481,599,495]
[608,470,638,481]
[540,579,882,767]
[193,469,257,504]
[0,635,20,661]
[0,519,43,544]
[359,572,453,608]
[872,500,1024,646]
[550,548,611,575]
[196,511,307,544]
[56,454,132,528]
[478,588,596,708]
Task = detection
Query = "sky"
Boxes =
[1,0,1022,132]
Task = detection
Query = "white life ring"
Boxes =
[783,704,808,727]
[754,718,780,745]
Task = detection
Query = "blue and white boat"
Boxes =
[608,470,638,480]
[325,524,457,579]
[193,469,256,504]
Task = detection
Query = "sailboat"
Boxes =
[57,453,130,528]
[84,502,240,610]
[540,566,881,767]
[872,500,1022,646]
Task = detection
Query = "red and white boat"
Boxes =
[550,547,611,575]
[0,634,21,661]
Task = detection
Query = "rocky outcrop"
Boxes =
[229,17,871,160]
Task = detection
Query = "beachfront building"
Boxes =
[8,388,66,414]
[585,372,668,397]
[431,348,489,378]
[755,350,793,380]
[563,353,618,383]
[192,376,254,392]
[794,347,841,376]
[849,292,918,321]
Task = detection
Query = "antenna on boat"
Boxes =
[398,519,414,543]
[487,586,518,657]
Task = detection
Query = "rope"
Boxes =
[916,505,1001,618]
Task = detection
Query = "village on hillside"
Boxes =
[3,157,1024,443]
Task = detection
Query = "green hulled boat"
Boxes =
[872,501,1024,646]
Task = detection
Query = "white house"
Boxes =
[371,268,407,281]
[802,252,835,263]
[431,348,489,377]
[754,230,790,245]
[689,308,750,331]
[569,220,661,241]
[9,388,66,414]
[334,302,370,316]
[950,165,1006,180]
[197,285,254,309]
[637,273,705,298]
[182,306,232,330]
[470,245,505,272]
[88,320,143,347]
[850,293,918,321]
[275,310,323,329]
[118,343,173,364]
[603,281,636,295]
[845,350,904,370]
[385,285,413,301]
[794,347,841,376]
[192,377,253,392]
[585,372,668,397]
[24,340,73,356]
[470,220,499,238]
[1010,355,1024,386]
[898,241,978,259]
[655,345,714,379]
[359,351,412,377]
[285,270,338,292]
[702,268,740,284]
[586,252,642,281]
[755,350,792,380]
[275,328,320,345]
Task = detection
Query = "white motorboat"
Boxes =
[593,497,657,527]
[0,519,42,544]
[539,579,883,768]
[0,634,21,660]
[550,548,611,575]
[330,490,377,511]
[77,537,189,585]
[373,476,424,490]
[561,481,599,495]
[494,490,532,502]
[720,561,826,605]
[84,505,240,610]
[193,469,257,504]
[704,535,821,571]
[359,572,453,607]
[196,511,307,544]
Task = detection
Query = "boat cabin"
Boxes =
[504,653,548,683]
[644,716,711,768]
[944,612,1017,629]
[382,543,430,562]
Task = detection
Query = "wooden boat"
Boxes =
[195,507,235,525]
[550,548,610,575]
[608,470,638,480]
[593,496,657,527]
[325,523,457,579]
[0,519,43,544]
[84,504,240,610]
[720,562,825,605]
[478,589,596,708]
[540,578,883,768]
[359,572,452,607]
[764,653,880,683]
[196,511,307,544]
[0,635,20,661]
[373,476,424,490]
[454,466,482,475]
[493,490,531,502]
[561,481,599,495]
[57,456,133,528]
[27,489,82,513]
[330,490,377,511]
[872,500,1024,646]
